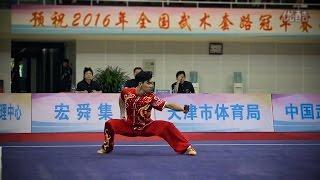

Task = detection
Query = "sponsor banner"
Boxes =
[12,5,320,35]
[32,93,121,132]
[272,94,320,132]
[155,93,274,132]
[0,93,31,133]
[32,93,273,132]
[32,93,156,132]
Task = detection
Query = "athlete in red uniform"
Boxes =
[97,71,197,155]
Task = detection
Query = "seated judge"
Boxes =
[171,71,195,93]
[123,67,143,88]
[76,67,102,93]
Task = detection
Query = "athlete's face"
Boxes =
[140,79,154,93]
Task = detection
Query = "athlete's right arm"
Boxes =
[164,103,188,114]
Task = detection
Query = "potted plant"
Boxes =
[94,66,129,93]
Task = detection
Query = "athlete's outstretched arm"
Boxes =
[165,103,189,114]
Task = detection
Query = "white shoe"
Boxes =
[97,148,107,154]
[185,145,197,156]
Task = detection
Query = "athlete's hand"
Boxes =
[120,113,126,120]
[183,105,189,114]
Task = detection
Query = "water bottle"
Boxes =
[71,84,76,93]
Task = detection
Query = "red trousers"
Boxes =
[103,119,190,154]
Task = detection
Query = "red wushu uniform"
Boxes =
[102,87,191,154]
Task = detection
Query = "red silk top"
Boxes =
[121,88,166,130]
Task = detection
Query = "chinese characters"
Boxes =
[54,103,113,121]
[285,103,320,120]
[29,10,314,33]
[0,104,22,120]
[167,103,261,121]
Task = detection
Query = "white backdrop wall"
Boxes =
[76,40,320,93]
[0,8,319,94]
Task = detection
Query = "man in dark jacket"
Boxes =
[123,67,143,88]
[171,71,195,93]
[60,59,73,92]
[76,67,101,93]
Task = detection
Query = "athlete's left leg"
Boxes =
[143,120,196,155]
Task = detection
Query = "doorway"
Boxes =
[11,41,65,93]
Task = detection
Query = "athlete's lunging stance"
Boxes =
[97,71,196,156]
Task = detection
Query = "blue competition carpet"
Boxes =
[2,140,320,180]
